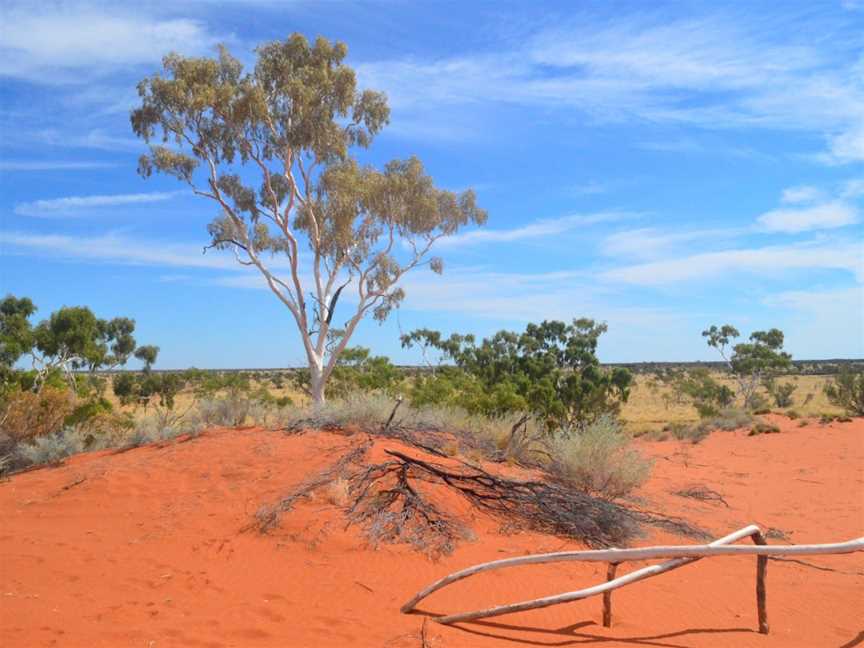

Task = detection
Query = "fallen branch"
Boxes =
[401,527,864,628]
[673,484,729,507]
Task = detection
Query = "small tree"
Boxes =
[0,295,157,393]
[134,345,160,372]
[131,35,486,403]
[0,295,36,369]
[702,324,792,409]
[824,369,864,416]
[402,319,632,433]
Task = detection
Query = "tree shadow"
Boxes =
[409,608,754,647]
[838,630,864,648]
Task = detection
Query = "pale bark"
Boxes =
[401,527,864,627]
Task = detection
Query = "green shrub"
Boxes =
[402,319,632,433]
[547,416,652,499]
[766,380,796,408]
[824,370,864,416]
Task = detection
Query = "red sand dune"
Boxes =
[1,415,862,647]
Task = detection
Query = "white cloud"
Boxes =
[601,227,740,260]
[763,286,864,357]
[826,123,864,164]
[0,230,237,269]
[437,211,637,248]
[0,160,117,172]
[33,128,143,152]
[357,14,864,161]
[14,191,184,217]
[781,185,823,204]
[0,229,301,273]
[842,178,864,198]
[756,200,859,233]
[0,4,222,82]
[602,241,864,285]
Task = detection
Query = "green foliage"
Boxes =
[134,345,160,371]
[113,372,186,410]
[824,369,864,416]
[402,319,631,432]
[764,377,796,408]
[131,35,487,403]
[702,324,792,409]
[0,295,36,367]
[192,372,250,399]
[64,398,113,428]
[292,346,403,398]
[673,368,735,417]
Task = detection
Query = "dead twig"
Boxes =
[673,484,730,507]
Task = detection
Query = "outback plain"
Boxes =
[2,3,864,647]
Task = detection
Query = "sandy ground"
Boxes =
[1,416,862,647]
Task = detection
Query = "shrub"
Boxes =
[673,369,735,418]
[786,409,800,420]
[749,422,780,436]
[663,421,710,444]
[402,319,632,433]
[547,415,652,499]
[1,385,75,441]
[707,408,753,431]
[824,370,864,416]
[195,395,253,428]
[14,429,85,465]
[766,380,796,408]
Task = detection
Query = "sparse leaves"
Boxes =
[131,35,486,402]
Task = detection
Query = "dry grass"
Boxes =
[95,370,844,437]
[620,373,842,434]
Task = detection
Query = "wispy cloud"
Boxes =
[601,240,863,286]
[781,185,824,204]
[763,285,864,357]
[601,227,742,260]
[0,230,299,272]
[14,191,184,217]
[0,230,236,269]
[0,3,223,83]
[358,12,864,161]
[437,211,637,248]
[0,160,118,172]
[756,200,860,233]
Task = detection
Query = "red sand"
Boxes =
[1,416,862,647]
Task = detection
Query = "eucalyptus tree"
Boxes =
[131,35,486,403]
[402,319,632,432]
[0,295,157,392]
[702,324,792,409]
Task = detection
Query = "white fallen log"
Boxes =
[401,526,864,627]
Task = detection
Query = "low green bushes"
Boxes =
[824,370,864,417]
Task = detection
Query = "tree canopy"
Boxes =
[131,35,486,402]
[402,319,632,432]
[702,324,792,408]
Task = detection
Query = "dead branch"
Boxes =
[673,484,730,507]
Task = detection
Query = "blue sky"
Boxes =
[1,0,862,369]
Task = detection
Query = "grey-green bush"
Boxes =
[547,415,652,499]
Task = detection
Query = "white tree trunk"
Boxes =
[309,357,327,405]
